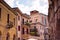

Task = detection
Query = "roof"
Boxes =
[0,0,17,16]
[12,7,30,19]
[12,7,23,15]
[39,13,48,16]
[23,13,30,19]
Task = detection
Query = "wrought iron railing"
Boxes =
[6,21,13,29]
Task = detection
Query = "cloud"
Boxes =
[16,3,30,14]
[4,0,48,15]
[4,0,15,7]
[16,0,48,15]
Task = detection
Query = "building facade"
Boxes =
[48,0,60,40]
[0,0,17,40]
[29,10,48,40]
[12,7,22,40]
[13,7,31,40]
[21,13,30,40]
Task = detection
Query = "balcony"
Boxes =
[22,21,31,27]
[6,21,13,29]
[24,22,30,27]
[30,29,40,37]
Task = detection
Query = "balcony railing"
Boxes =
[24,22,30,27]
[30,29,40,37]
[6,21,13,29]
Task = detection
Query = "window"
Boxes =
[22,19,24,24]
[27,29,28,34]
[0,8,1,20]
[18,16,20,20]
[14,18,15,25]
[22,28,24,34]
[7,14,9,23]
[6,33,9,40]
[0,31,1,40]
[18,26,20,31]
[18,38,20,40]
[13,35,15,40]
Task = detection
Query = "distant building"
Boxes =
[0,0,17,40]
[29,10,48,40]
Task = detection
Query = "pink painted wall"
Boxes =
[29,10,48,40]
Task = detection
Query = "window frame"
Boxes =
[18,26,20,31]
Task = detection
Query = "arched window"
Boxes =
[22,19,24,24]
[13,35,15,40]
[6,33,9,40]
[0,31,2,40]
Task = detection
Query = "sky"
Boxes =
[4,0,48,15]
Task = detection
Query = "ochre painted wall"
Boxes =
[0,3,17,40]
